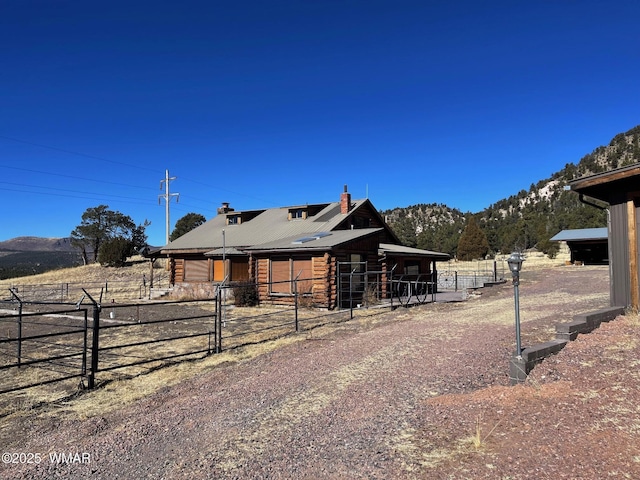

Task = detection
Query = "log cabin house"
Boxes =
[159,186,449,308]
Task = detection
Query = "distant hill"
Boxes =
[0,236,83,280]
[0,236,77,253]
[383,125,640,257]
[5,125,640,273]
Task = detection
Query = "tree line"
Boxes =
[70,206,206,267]
[384,125,640,260]
[70,125,638,266]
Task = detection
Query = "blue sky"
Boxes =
[1,1,639,246]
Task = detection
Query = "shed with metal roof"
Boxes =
[550,228,608,265]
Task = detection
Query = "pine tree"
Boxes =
[457,218,490,261]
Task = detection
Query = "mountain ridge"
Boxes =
[0,237,82,280]
[383,124,640,257]
[0,236,76,253]
[3,125,639,268]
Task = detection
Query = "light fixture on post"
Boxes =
[507,252,524,355]
[507,251,525,384]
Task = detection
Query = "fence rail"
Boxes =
[0,263,506,401]
[0,272,171,304]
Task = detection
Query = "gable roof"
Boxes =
[550,228,608,242]
[160,197,399,254]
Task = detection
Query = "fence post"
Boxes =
[81,308,88,378]
[215,288,222,353]
[349,268,356,319]
[431,271,436,303]
[294,277,299,332]
[82,289,101,390]
[9,289,23,368]
[455,271,458,292]
[209,289,217,355]
[364,271,369,308]
[389,264,397,310]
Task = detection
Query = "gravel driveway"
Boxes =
[5,265,638,479]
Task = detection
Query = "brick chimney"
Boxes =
[340,185,351,214]
[217,202,234,215]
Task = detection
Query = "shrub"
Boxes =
[232,282,259,307]
[98,237,133,267]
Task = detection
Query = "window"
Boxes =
[353,216,371,228]
[270,256,313,294]
[227,214,241,225]
[231,258,249,281]
[213,259,225,282]
[212,258,249,282]
[293,258,313,294]
[288,208,307,220]
[270,258,291,294]
[349,254,366,290]
[184,259,211,282]
[404,261,420,276]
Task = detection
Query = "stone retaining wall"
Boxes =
[510,306,625,385]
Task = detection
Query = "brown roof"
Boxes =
[569,163,640,202]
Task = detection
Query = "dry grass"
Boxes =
[0,251,571,422]
[60,336,301,420]
[0,257,150,286]
[0,256,169,304]
[0,295,385,421]
[19,311,393,423]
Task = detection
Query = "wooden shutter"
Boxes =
[292,258,313,294]
[184,259,210,282]
[271,258,291,293]
[231,258,249,281]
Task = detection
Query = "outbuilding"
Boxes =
[550,228,608,265]
[569,163,640,308]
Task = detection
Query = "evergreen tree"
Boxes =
[70,205,148,265]
[170,213,207,241]
[390,214,418,247]
[98,236,133,267]
[457,217,490,261]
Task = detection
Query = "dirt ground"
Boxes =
[2,264,639,479]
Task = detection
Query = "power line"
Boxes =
[0,164,158,192]
[0,165,218,213]
[0,181,217,216]
[0,135,161,174]
[0,181,153,202]
[0,185,156,205]
[0,134,278,209]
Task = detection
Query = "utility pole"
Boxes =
[159,169,179,245]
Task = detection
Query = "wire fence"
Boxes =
[0,272,172,304]
[437,259,508,290]
[0,263,506,406]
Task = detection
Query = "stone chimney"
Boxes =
[217,202,234,215]
[340,185,351,214]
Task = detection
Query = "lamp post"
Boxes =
[507,252,524,357]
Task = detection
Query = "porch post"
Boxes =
[627,197,639,309]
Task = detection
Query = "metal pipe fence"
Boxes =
[0,263,504,400]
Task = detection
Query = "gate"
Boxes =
[0,300,90,394]
[336,262,388,309]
